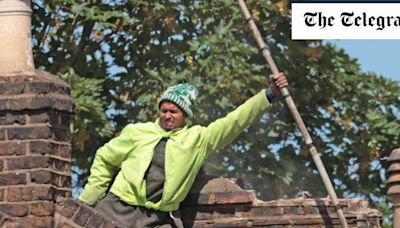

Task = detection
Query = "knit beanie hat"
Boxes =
[159,83,198,117]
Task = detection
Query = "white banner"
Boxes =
[291,3,400,39]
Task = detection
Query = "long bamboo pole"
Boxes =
[237,1,349,227]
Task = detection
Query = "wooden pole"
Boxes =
[237,1,349,227]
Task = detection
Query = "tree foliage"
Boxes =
[31,0,399,223]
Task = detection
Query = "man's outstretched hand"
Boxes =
[269,72,288,97]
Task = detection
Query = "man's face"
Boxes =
[159,101,187,131]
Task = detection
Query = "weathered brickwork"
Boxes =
[179,178,382,227]
[387,149,400,227]
[52,178,382,228]
[0,71,74,226]
[54,198,126,228]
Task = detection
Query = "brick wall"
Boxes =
[181,178,382,227]
[0,71,74,227]
[53,177,382,228]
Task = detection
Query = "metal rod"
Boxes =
[237,0,349,227]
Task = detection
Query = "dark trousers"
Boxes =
[95,192,177,228]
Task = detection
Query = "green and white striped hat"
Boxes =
[159,83,198,117]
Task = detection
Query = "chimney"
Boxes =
[0,0,35,75]
[0,0,74,226]
[387,148,400,228]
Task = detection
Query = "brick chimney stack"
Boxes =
[0,0,74,226]
[387,148,400,228]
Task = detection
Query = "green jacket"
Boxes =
[79,90,270,211]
